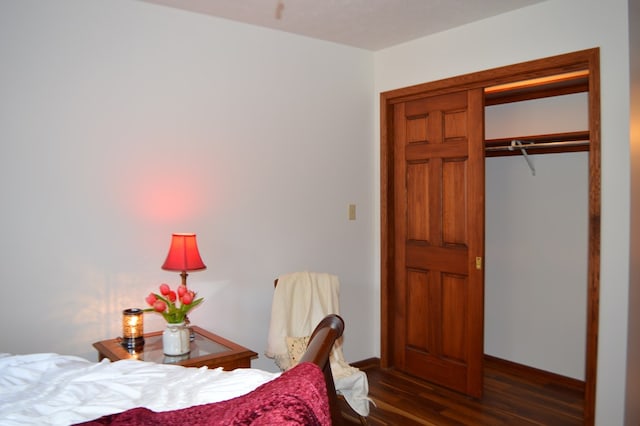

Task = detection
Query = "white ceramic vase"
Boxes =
[162,322,190,356]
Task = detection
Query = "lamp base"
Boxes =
[121,336,145,351]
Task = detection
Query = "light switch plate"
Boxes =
[348,204,356,220]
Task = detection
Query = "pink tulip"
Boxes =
[181,293,193,305]
[159,283,171,296]
[153,300,167,312]
[145,293,157,306]
[167,290,177,302]
[177,285,187,297]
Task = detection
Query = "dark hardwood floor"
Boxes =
[341,357,585,425]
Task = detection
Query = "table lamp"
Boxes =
[162,233,206,339]
[162,233,207,288]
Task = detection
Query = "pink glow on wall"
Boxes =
[125,174,208,223]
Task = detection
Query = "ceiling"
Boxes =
[140,0,546,51]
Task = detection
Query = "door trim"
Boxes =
[380,48,600,425]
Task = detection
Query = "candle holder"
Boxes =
[121,308,145,350]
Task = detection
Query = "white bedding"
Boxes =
[0,352,279,426]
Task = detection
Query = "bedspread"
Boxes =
[77,362,330,426]
[0,352,279,426]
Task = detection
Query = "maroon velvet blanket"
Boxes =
[76,362,330,426]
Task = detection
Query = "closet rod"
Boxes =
[485,140,589,152]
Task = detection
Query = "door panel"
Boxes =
[407,162,431,241]
[442,273,467,361]
[443,159,467,245]
[393,89,484,398]
[406,270,429,349]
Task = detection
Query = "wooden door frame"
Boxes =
[380,48,600,425]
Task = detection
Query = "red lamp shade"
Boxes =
[162,233,207,272]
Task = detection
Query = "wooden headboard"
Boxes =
[299,314,345,426]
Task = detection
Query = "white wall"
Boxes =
[0,0,376,372]
[485,93,589,380]
[0,0,633,422]
[374,0,631,423]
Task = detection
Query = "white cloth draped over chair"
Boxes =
[265,271,370,417]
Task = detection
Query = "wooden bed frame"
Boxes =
[299,313,345,426]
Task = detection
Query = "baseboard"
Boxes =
[484,354,586,392]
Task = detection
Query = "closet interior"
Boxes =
[482,70,590,382]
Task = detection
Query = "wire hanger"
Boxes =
[509,140,535,176]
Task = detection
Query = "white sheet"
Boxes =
[0,352,279,426]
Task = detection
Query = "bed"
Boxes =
[0,314,345,426]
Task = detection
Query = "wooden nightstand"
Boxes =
[93,325,258,370]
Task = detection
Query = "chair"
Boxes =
[265,271,369,425]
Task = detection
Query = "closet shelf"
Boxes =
[485,130,590,157]
[484,70,589,106]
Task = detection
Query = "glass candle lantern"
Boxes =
[121,308,145,350]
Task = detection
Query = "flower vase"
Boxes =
[162,322,190,356]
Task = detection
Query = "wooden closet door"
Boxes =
[392,88,485,397]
